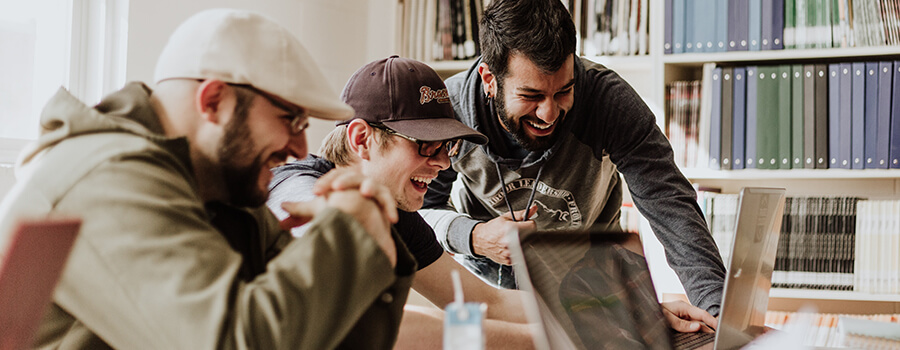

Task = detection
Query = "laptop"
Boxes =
[0,218,81,350]
[508,187,786,350]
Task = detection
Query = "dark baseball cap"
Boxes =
[339,56,488,144]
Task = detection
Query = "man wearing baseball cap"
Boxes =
[268,56,535,349]
[0,9,416,349]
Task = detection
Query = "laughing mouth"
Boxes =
[526,120,554,130]
[411,176,434,185]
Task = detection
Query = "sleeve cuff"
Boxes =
[447,216,480,256]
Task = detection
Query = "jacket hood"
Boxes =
[448,57,583,170]
[269,155,334,191]
[18,83,173,168]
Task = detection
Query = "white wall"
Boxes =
[0,0,399,199]
[126,0,397,150]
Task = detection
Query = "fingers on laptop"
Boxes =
[662,301,718,333]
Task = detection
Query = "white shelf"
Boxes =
[584,55,655,71]
[770,288,900,302]
[425,59,476,73]
[663,46,900,65]
[681,168,900,180]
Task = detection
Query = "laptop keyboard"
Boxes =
[673,331,715,350]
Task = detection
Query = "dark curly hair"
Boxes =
[479,0,577,82]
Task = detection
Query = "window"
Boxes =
[0,0,127,163]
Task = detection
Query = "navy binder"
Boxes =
[839,63,852,169]
[851,62,866,169]
[710,67,724,169]
[876,61,892,169]
[803,64,815,169]
[772,0,785,49]
[733,67,747,169]
[815,64,828,169]
[891,61,900,168]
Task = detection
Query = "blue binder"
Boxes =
[710,67,724,169]
[749,0,762,51]
[716,0,729,51]
[698,0,716,52]
[839,63,852,169]
[876,61,892,169]
[674,0,686,53]
[761,0,774,50]
[685,0,695,52]
[865,62,879,168]
[733,67,747,169]
[665,0,674,54]
[737,0,750,50]
[891,61,900,168]
[851,62,866,169]
[745,66,759,168]
[772,0,785,49]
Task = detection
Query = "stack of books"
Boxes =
[396,0,484,62]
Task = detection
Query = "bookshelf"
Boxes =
[660,0,900,313]
[384,0,900,312]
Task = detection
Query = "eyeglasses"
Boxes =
[370,123,462,158]
[228,83,309,135]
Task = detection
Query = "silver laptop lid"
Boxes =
[714,187,786,350]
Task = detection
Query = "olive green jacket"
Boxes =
[0,83,416,349]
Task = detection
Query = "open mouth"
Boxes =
[524,119,556,136]
[410,176,434,191]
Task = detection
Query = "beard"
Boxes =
[217,106,269,207]
[494,83,564,152]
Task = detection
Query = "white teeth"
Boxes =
[527,120,553,130]
[411,176,433,185]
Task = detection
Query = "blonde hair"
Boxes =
[319,123,393,166]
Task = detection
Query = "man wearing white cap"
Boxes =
[0,9,415,349]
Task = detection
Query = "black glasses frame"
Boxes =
[369,123,462,158]
[227,83,309,135]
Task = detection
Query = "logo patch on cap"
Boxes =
[419,86,450,105]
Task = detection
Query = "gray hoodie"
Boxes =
[421,57,726,315]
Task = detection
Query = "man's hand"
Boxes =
[661,300,718,333]
[312,168,398,224]
[279,170,398,267]
[472,205,538,265]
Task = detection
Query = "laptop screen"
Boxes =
[510,230,674,350]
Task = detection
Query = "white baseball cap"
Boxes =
[154,8,353,121]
